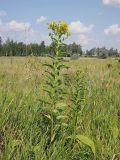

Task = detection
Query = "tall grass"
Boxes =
[0,57,120,160]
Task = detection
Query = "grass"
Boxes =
[0,56,120,160]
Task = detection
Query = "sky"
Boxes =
[0,0,120,50]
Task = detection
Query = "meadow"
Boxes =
[0,57,120,160]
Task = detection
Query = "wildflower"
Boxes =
[48,20,69,36]
[48,20,70,56]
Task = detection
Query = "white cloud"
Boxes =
[66,34,92,48]
[102,0,120,6]
[0,19,2,25]
[0,19,49,44]
[0,20,31,32]
[78,34,90,45]
[26,29,50,44]
[9,20,31,31]
[69,21,94,34]
[104,24,120,35]
[0,10,7,17]
[68,21,94,47]
[37,16,47,24]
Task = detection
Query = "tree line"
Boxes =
[0,37,82,57]
[0,37,119,57]
[86,47,120,58]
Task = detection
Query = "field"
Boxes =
[0,57,120,160]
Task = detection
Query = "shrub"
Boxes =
[70,54,80,60]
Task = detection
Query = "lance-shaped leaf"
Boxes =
[57,64,69,70]
[67,135,96,157]
[43,63,55,70]
[75,135,96,156]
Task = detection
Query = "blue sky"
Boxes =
[0,0,120,50]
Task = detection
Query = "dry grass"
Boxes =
[0,56,120,160]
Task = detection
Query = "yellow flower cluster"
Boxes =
[48,20,69,35]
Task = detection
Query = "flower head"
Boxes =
[48,20,69,36]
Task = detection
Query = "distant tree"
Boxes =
[86,48,96,57]
[0,37,2,55]
[0,36,119,57]
[40,41,45,56]
[85,47,120,58]
[67,42,82,56]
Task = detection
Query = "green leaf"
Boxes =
[61,123,68,127]
[55,102,67,111]
[56,115,68,120]
[57,64,69,70]
[44,114,52,121]
[48,55,55,60]
[75,135,96,156]
[43,89,53,99]
[46,81,54,88]
[43,63,54,70]
[45,70,55,79]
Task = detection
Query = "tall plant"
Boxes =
[42,21,70,157]
[44,21,70,104]
[42,20,96,159]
